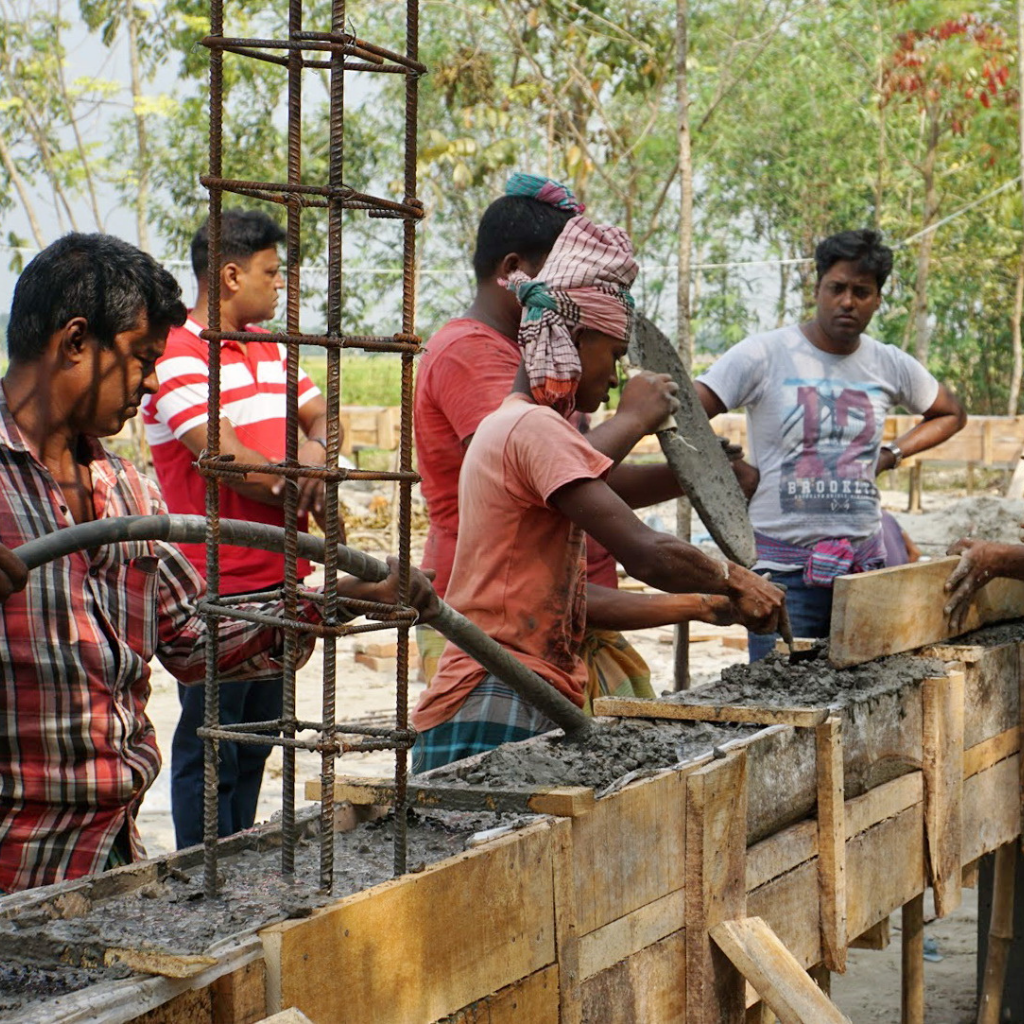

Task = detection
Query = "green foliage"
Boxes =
[1,0,1023,413]
[302,353,406,407]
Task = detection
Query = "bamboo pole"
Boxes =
[902,897,924,1024]
[977,842,1017,1024]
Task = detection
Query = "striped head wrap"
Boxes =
[505,173,586,214]
[505,215,636,416]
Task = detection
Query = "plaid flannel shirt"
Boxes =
[0,392,313,892]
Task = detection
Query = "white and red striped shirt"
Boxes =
[0,389,316,892]
[142,317,321,593]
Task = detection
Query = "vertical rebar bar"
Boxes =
[280,0,304,879]
[317,0,346,894]
[392,0,421,877]
[203,0,225,902]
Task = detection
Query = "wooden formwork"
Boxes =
[4,626,1023,1023]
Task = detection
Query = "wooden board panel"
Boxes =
[685,752,748,1024]
[434,965,559,1023]
[571,764,692,937]
[965,728,1020,779]
[846,804,927,940]
[829,559,1024,667]
[212,959,266,1024]
[594,696,828,728]
[748,859,822,971]
[922,673,965,917]
[261,823,556,1024]
[922,642,1021,749]
[711,918,852,1024]
[578,890,686,980]
[580,930,686,1024]
[962,755,1022,865]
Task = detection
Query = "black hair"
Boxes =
[191,208,286,279]
[7,233,187,363]
[815,229,894,290]
[471,195,574,281]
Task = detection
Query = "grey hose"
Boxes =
[15,514,593,740]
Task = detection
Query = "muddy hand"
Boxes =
[0,544,27,602]
[359,557,440,625]
[943,537,1001,634]
[618,371,680,435]
[725,564,783,634]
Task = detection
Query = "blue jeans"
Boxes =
[170,676,283,849]
[747,570,833,662]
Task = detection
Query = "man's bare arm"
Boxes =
[876,384,966,474]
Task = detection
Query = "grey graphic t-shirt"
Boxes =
[698,326,939,564]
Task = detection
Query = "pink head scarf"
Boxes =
[505,215,637,416]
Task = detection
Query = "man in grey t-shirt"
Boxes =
[696,229,965,660]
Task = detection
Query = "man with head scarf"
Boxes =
[411,214,784,771]
[414,174,740,707]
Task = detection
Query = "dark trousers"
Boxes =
[170,676,283,849]
[747,569,833,662]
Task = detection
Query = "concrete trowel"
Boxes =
[629,313,807,662]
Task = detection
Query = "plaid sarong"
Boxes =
[412,674,559,773]
[755,531,886,588]
[581,628,654,714]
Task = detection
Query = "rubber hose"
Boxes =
[14,514,593,740]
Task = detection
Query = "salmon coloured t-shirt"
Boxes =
[413,394,613,732]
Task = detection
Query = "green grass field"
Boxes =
[303,353,406,406]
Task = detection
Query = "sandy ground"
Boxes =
[133,481,1015,1019]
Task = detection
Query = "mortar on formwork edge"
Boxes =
[657,647,949,841]
[0,806,531,1018]
[421,717,759,793]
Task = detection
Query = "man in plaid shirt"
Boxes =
[0,234,434,891]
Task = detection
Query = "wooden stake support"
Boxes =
[815,717,847,973]
[685,751,749,1024]
[922,671,965,917]
[711,917,852,1024]
[901,894,924,1024]
[977,840,1018,1024]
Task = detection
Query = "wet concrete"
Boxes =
[0,808,516,1015]
[666,647,947,709]
[426,718,757,791]
[955,620,1024,647]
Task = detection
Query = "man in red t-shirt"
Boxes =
[143,210,338,847]
[415,176,730,700]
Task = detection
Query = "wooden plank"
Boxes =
[845,772,923,840]
[922,672,965,917]
[436,965,559,1023]
[260,822,556,1024]
[594,696,829,729]
[685,752,748,1024]
[962,755,1022,864]
[829,558,1024,668]
[306,778,595,818]
[815,717,847,973]
[965,727,1020,779]
[748,859,822,971]
[580,930,686,1024]
[211,959,266,1024]
[849,918,891,950]
[550,818,581,1024]
[578,889,685,980]
[572,762,697,937]
[846,803,927,940]
[710,918,852,1024]
[746,773,922,895]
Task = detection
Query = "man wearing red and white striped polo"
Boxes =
[143,209,338,848]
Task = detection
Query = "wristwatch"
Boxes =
[881,442,903,469]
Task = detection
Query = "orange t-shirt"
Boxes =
[412,394,613,732]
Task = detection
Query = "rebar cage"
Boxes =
[196,0,423,897]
